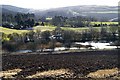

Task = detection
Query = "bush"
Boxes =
[2,42,19,52]
[26,42,38,51]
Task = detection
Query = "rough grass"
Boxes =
[33,26,56,32]
[0,27,29,34]
[0,21,119,34]
[0,26,87,34]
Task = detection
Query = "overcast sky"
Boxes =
[0,0,119,9]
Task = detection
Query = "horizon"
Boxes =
[0,0,119,9]
[1,4,118,10]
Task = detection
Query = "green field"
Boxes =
[33,26,56,32]
[0,26,56,34]
[0,22,119,34]
[0,27,29,34]
[0,26,118,34]
[0,26,102,34]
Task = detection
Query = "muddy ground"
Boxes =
[1,50,120,79]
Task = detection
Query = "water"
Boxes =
[75,42,117,49]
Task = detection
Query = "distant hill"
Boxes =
[0,5,118,21]
[1,5,30,13]
[1,8,17,15]
[35,5,118,21]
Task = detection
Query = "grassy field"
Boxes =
[34,26,101,32]
[33,26,56,32]
[0,27,29,34]
[0,26,102,34]
[0,21,119,34]
[0,26,56,34]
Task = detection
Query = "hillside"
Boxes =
[1,5,118,21]
[0,5,30,14]
[34,5,118,21]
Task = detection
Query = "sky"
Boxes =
[0,0,120,9]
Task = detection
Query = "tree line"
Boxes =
[2,13,98,29]
[2,13,35,29]
[50,16,97,27]
[2,26,119,52]
[2,13,118,30]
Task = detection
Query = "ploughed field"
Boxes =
[2,50,119,79]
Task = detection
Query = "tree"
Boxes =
[89,28,100,41]
[14,13,35,29]
[62,30,74,49]
[26,42,37,52]
[51,16,66,27]
[7,33,20,42]
[41,22,44,26]
[116,27,120,49]
[24,31,35,43]
[109,26,118,42]
[81,30,89,42]
[72,32,82,42]
[41,31,51,44]
[52,27,63,42]
[100,27,108,41]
